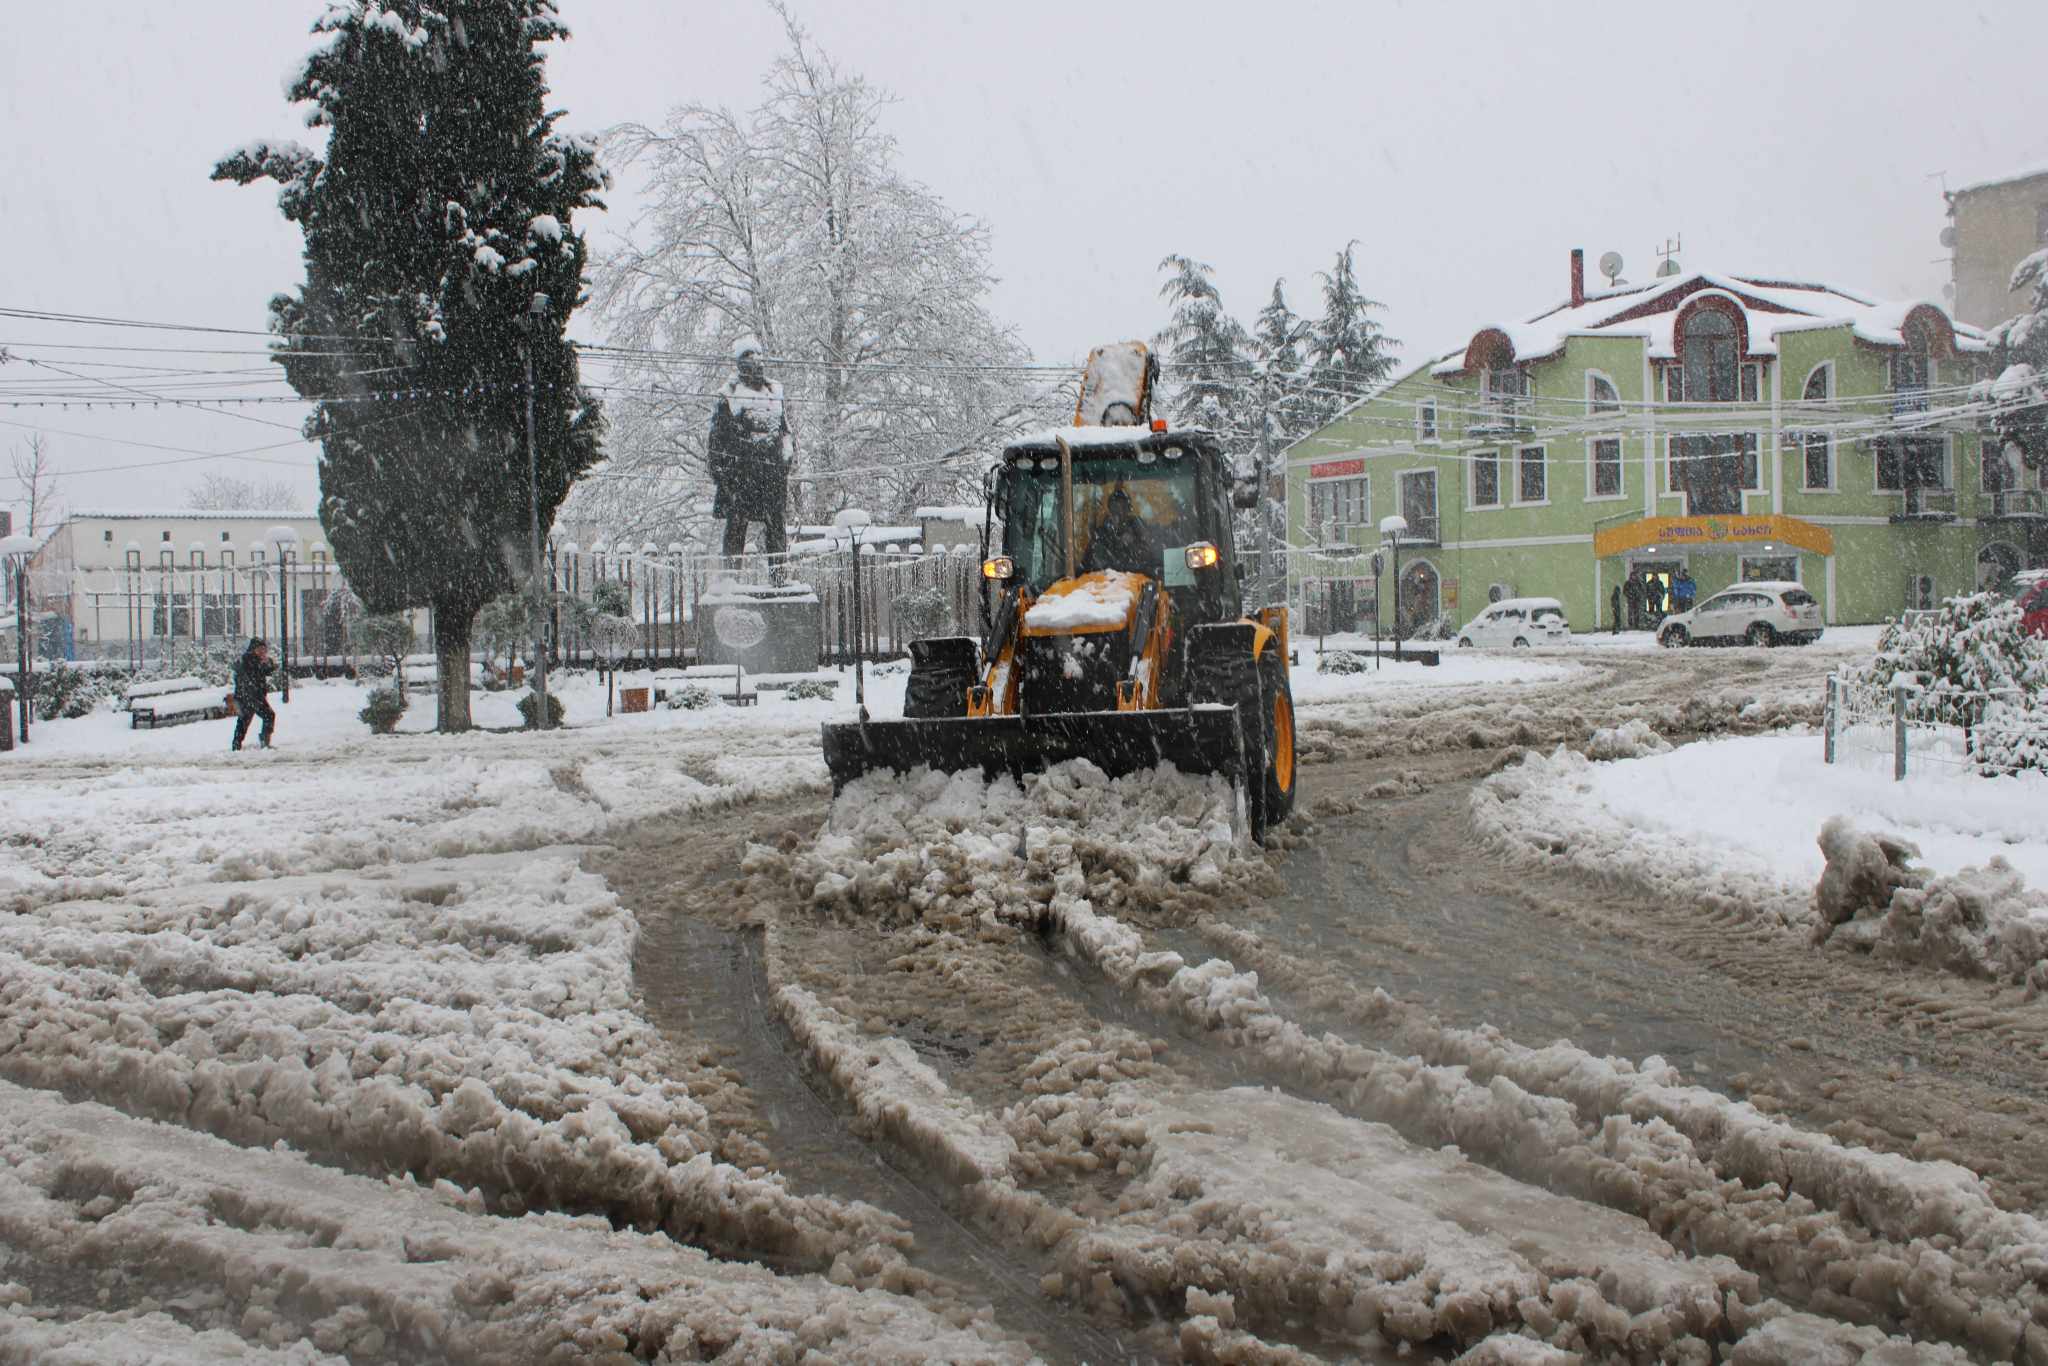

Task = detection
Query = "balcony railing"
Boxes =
[1468,394,1532,436]
[1890,486,1958,522]
[1987,488,2047,520]
[1890,382,1930,418]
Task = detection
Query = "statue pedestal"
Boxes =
[699,581,820,675]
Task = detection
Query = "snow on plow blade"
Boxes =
[821,706,1244,794]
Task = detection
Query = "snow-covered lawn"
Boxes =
[1477,730,2048,982]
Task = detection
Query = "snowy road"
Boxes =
[4,644,2045,1362]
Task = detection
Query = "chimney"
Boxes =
[1570,248,1585,308]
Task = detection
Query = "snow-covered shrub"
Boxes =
[783,677,837,701]
[358,685,406,734]
[164,640,233,687]
[517,690,566,728]
[33,663,115,721]
[666,684,717,710]
[1841,593,2048,774]
[1408,612,1454,642]
[1316,649,1368,674]
[891,584,951,644]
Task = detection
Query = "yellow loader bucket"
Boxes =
[820,706,1246,794]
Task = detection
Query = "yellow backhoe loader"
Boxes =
[821,342,1296,841]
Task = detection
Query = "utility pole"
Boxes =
[522,294,552,729]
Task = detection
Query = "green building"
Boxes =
[1284,254,2047,636]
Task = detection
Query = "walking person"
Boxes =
[1610,583,1623,635]
[231,637,277,751]
[1673,569,1697,614]
[1622,571,1645,631]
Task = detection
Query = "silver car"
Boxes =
[1658,580,1822,648]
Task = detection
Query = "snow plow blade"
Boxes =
[821,706,1244,794]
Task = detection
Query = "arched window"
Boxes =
[1801,364,1832,490]
[1587,373,1619,414]
[1679,306,1738,402]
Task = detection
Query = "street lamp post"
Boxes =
[1378,514,1408,661]
[519,293,553,729]
[267,525,298,702]
[1,533,37,745]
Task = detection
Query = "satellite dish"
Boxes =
[1656,258,1682,278]
[1939,225,1957,249]
[1597,251,1624,285]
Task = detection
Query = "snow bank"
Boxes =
[0,1081,1030,1363]
[1816,818,2048,989]
[0,851,900,1275]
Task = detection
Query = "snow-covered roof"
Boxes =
[67,508,316,522]
[1949,161,2048,198]
[1429,271,1985,379]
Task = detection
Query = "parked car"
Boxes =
[1657,580,1821,648]
[1457,597,1571,649]
[2004,569,2048,638]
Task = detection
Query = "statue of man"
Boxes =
[709,338,790,559]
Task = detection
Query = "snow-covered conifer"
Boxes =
[213,1,607,731]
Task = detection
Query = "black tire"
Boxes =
[1745,623,1775,648]
[1512,637,1530,649]
[1661,626,1688,649]
[1457,637,1475,648]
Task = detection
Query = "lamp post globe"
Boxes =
[267,525,299,700]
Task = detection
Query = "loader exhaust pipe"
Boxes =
[1056,434,1076,582]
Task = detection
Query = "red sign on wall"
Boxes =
[1309,458,1365,478]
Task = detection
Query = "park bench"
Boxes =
[653,664,755,707]
[130,687,234,729]
[118,676,206,711]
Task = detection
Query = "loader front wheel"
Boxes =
[1261,652,1296,826]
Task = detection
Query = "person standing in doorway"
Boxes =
[1622,571,1645,630]
[709,338,790,562]
[231,638,277,751]
[1610,583,1623,634]
[1673,568,1697,614]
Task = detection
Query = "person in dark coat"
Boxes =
[1080,486,1159,574]
[1622,572,1645,630]
[231,638,277,751]
[1610,583,1623,634]
[709,338,790,560]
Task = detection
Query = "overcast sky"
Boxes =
[3,0,2043,524]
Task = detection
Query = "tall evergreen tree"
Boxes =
[214,1,606,731]
[1986,247,2048,479]
[1252,279,1314,447]
[1153,255,1253,440]
[1305,241,1397,428]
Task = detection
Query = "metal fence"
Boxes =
[1824,672,2048,779]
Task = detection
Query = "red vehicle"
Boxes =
[2009,569,2048,638]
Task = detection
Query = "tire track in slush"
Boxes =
[605,804,1133,1366]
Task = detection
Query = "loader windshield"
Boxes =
[1002,458,1201,592]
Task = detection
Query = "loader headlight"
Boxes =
[1184,541,1220,571]
[982,555,1014,580]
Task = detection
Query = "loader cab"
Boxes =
[992,430,1242,622]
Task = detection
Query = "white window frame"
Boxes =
[1397,466,1440,538]
[1581,370,1613,413]
[1874,435,1953,495]
[1665,433,1764,501]
[1468,449,1502,509]
[1737,553,1801,584]
[1513,444,1549,507]
[1586,437,1626,502]
[1799,362,1835,492]
[1415,398,1439,445]
[1307,473,1371,534]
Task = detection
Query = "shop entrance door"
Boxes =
[1632,558,1683,625]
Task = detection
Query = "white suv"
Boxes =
[1657,580,1822,648]
[1457,597,1572,649]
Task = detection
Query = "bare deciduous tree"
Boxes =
[9,434,61,535]
[183,472,304,513]
[583,3,1040,548]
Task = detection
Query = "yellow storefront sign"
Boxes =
[1593,513,1834,559]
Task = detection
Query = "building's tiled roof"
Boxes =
[1430,271,1983,378]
